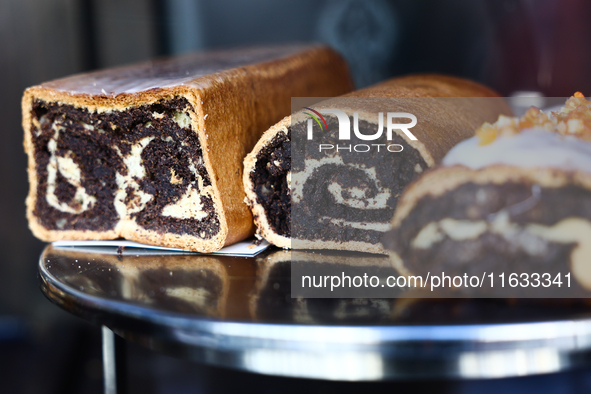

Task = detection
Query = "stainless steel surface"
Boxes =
[39,245,591,380]
[102,326,117,394]
[102,325,127,394]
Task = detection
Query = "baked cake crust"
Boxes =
[23,45,354,252]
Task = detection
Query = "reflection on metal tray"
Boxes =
[39,245,591,380]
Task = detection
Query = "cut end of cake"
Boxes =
[383,166,591,292]
[24,92,226,252]
[251,129,291,237]
[243,111,431,254]
[243,119,292,249]
[289,113,428,253]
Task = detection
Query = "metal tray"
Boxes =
[38,245,591,380]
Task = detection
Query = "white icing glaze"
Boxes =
[40,45,310,96]
[442,129,591,173]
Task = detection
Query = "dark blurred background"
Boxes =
[2,0,591,392]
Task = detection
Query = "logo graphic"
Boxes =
[304,108,418,141]
[302,107,328,132]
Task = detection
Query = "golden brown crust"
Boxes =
[202,47,354,246]
[23,45,354,252]
[340,74,513,163]
[347,74,503,99]
[244,74,512,252]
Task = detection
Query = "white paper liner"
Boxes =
[52,238,269,257]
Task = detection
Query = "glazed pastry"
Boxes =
[383,94,591,291]
[243,74,511,253]
[23,45,354,252]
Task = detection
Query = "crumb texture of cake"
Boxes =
[251,129,291,238]
[384,94,591,293]
[30,97,218,238]
[23,45,354,252]
[289,115,428,252]
[244,74,512,253]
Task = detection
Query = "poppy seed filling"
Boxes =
[30,97,220,238]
